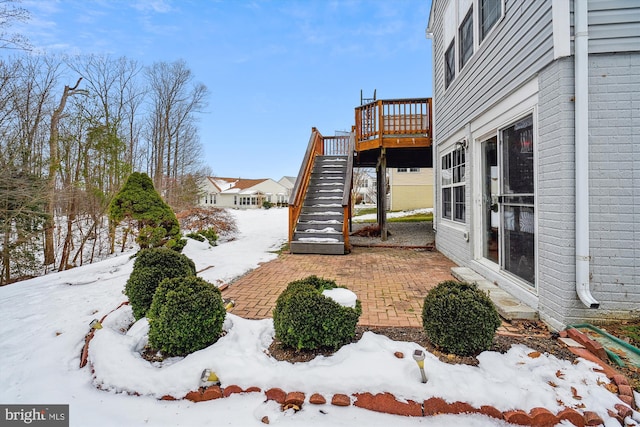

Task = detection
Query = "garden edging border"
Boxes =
[79,302,637,426]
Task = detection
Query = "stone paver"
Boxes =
[222,247,457,328]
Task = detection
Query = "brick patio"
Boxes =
[221,247,457,328]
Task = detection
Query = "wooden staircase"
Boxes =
[289,155,349,255]
[289,98,432,253]
[288,129,353,255]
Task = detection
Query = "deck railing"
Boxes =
[354,98,432,148]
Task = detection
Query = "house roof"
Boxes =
[206,177,269,194]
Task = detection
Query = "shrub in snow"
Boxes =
[147,276,226,357]
[176,207,237,240]
[125,248,196,320]
[109,172,183,250]
[273,276,361,351]
[186,228,218,246]
[421,280,501,356]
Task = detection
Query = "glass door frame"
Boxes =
[472,110,539,292]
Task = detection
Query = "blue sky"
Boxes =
[19,0,433,179]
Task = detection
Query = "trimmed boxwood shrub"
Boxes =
[125,248,196,320]
[273,276,361,351]
[148,276,226,357]
[422,280,501,356]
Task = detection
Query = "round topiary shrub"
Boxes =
[422,280,501,356]
[125,247,196,320]
[273,275,362,351]
[147,276,226,357]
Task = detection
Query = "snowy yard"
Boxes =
[0,208,635,426]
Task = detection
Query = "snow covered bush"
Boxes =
[125,248,196,320]
[422,280,501,356]
[147,276,226,357]
[273,276,361,351]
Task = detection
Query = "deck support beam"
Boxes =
[376,148,388,241]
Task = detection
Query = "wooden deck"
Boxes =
[354,98,432,153]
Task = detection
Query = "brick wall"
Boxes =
[537,57,577,330]
[583,52,640,320]
[538,53,640,328]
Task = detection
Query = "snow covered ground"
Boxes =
[0,208,637,426]
[353,207,433,222]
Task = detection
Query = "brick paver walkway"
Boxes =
[222,247,457,328]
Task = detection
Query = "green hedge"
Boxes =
[422,280,501,356]
[148,276,226,357]
[125,248,196,320]
[273,276,361,351]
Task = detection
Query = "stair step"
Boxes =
[300,214,342,222]
[294,233,343,242]
[290,240,345,255]
[295,222,342,232]
[301,205,343,213]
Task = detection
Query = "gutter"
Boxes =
[574,0,599,308]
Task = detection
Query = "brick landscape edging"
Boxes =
[81,302,637,426]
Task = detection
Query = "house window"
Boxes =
[459,6,474,70]
[480,0,501,41]
[409,167,420,172]
[444,40,455,88]
[397,168,408,172]
[234,196,237,205]
[441,144,466,222]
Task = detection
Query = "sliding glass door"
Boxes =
[481,114,535,286]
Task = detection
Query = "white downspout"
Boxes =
[425,26,437,232]
[574,0,599,308]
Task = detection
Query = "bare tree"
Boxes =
[0,0,31,51]
[67,54,145,183]
[66,55,146,256]
[43,77,87,266]
[145,60,208,206]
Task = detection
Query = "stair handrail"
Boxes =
[341,131,356,250]
[289,127,323,243]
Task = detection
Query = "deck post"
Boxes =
[376,148,388,241]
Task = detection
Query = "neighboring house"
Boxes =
[353,168,377,204]
[278,176,297,195]
[427,0,639,329]
[199,177,290,209]
[388,167,434,211]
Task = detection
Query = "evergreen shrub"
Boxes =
[422,280,501,356]
[148,276,226,357]
[186,228,218,246]
[125,248,196,320]
[109,172,181,249]
[273,276,361,350]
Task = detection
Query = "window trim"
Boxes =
[458,6,474,71]
[441,143,466,223]
[444,40,456,89]
[480,0,503,43]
